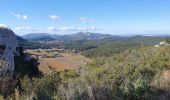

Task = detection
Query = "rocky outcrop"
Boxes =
[155,41,170,47]
[0,27,19,74]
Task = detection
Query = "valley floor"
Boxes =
[25,49,89,73]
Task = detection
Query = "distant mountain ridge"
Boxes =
[22,33,54,41]
[22,32,114,41]
[21,32,170,47]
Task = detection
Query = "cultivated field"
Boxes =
[25,49,89,73]
[44,53,88,71]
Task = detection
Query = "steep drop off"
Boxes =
[0,27,19,74]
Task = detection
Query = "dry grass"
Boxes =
[44,58,70,71]
[25,49,89,73]
[157,71,170,89]
[151,70,170,91]
[25,49,54,57]
[44,53,88,71]
[37,56,51,73]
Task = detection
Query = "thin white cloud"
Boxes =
[11,13,30,20]
[14,26,36,31]
[47,26,71,32]
[58,27,76,31]
[49,15,60,20]
[77,27,100,31]
[47,26,58,31]
[80,17,95,23]
[47,26,101,32]
[0,24,8,28]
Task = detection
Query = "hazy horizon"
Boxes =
[0,0,170,35]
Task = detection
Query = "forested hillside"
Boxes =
[54,46,170,100]
[64,36,165,57]
[1,34,170,100]
[1,42,170,100]
[1,0,170,99]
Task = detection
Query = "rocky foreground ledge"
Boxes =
[0,27,19,75]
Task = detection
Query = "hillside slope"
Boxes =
[56,46,170,99]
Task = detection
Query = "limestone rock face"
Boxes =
[0,27,19,74]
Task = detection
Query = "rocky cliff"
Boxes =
[0,27,19,75]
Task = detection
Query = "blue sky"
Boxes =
[0,0,170,35]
